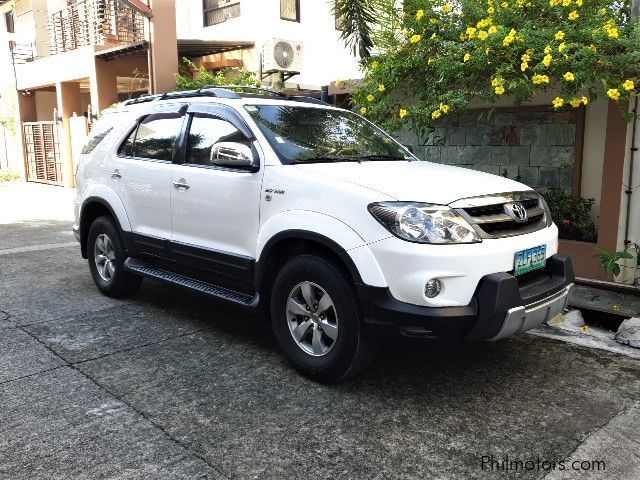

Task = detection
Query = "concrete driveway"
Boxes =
[1,184,640,479]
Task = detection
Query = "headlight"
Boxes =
[368,202,481,244]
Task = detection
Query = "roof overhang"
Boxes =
[177,39,254,58]
[95,41,148,61]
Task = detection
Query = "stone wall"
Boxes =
[398,108,580,191]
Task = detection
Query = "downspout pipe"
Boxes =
[624,95,638,245]
[624,1,640,245]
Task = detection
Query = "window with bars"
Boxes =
[280,0,299,22]
[203,0,241,27]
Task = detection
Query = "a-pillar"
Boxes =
[55,81,82,188]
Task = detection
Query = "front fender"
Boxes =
[257,211,387,287]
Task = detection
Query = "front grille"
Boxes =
[452,192,548,239]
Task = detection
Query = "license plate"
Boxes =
[514,245,546,276]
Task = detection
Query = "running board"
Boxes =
[124,257,258,309]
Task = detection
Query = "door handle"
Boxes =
[173,180,190,190]
[110,170,121,179]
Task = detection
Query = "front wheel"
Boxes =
[271,254,376,383]
[87,216,142,298]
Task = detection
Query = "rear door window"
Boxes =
[133,113,184,161]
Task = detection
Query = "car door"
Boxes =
[170,104,264,287]
[109,104,186,254]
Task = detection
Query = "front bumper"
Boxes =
[358,254,574,343]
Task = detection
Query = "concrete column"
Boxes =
[14,92,37,180]
[90,58,119,114]
[148,0,178,93]
[56,81,82,188]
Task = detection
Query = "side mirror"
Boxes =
[210,142,257,171]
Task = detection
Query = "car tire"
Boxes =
[271,254,377,383]
[87,216,142,298]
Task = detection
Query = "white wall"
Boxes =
[175,0,362,88]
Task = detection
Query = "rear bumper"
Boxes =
[358,254,574,343]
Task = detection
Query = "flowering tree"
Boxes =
[353,0,640,132]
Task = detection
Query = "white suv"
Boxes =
[74,87,574,382]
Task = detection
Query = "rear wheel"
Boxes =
[271,254,376,382]
[87,216,142,298]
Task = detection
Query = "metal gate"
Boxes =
[23,121,63,186]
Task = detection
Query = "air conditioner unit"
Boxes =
[262,39,303,73]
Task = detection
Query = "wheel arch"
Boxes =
[79,196,129,258]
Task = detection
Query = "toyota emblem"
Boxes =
[508,202,528,223]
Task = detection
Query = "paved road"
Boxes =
[1,185,640,479]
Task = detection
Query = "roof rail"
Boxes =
[122,85,329,106]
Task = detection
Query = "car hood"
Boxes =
[293,160,531,204]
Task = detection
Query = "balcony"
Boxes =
[48,0,146,55]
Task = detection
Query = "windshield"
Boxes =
[244,105,414,164]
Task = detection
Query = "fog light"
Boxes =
[424,278,442,298]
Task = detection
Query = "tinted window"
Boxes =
[186,115,249,166]
[81,126,113,155]
[134,114,183,161]
[118,126,136,157]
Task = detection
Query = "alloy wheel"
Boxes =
[94,233,116,281]
[286,281,338,356]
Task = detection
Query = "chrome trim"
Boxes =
[450,191,549,239]
[490,284,574,341]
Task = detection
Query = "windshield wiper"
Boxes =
[292,156,362,164]
[354,154,412,161]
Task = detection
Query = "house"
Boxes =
[0,0,360,188]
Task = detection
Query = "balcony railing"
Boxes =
[9,41,37,64]
[48,0,145,55]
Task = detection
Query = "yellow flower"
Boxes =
[607,27,619,38]
[360,107,367,115]
[552,97,564,109]
[442,4,452,13]
[581,96,589,105]
[607,88,621,101]
[409,34,422,43]
[463,53,472,62]
[428,57,435,64]
[543,54,553,67]
[488,6,495,14]
[576,0,583,6]
[488,25,498,34]
[549,0,561,5]
[432,109,442,119]
[440,103,451,113]
[503,29,516,46]
[521,62,529,71]
[430,18,438,24]
[399,108,409,118]
[555,31,565,41]
[599,8,607,15]
[501,1,509,7]
[370,60,379,69]
[416,9,425,20]
[478,30,489,40]
[568,10,579,21]
[623,80,635,91]
[544,46,552,54]
[558,42,566,52]
[563,71,575,82]
[491,77,502,87]
[589,44,597,53]
[466,27,477,39]
[367,94,375,102]
[561,0,571,6]
[430,32,437,39]
[532,74,550,84]
[378,84,385,92]
[521,53,531,62]
[495,85,505,95]
[570,98,582,108]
